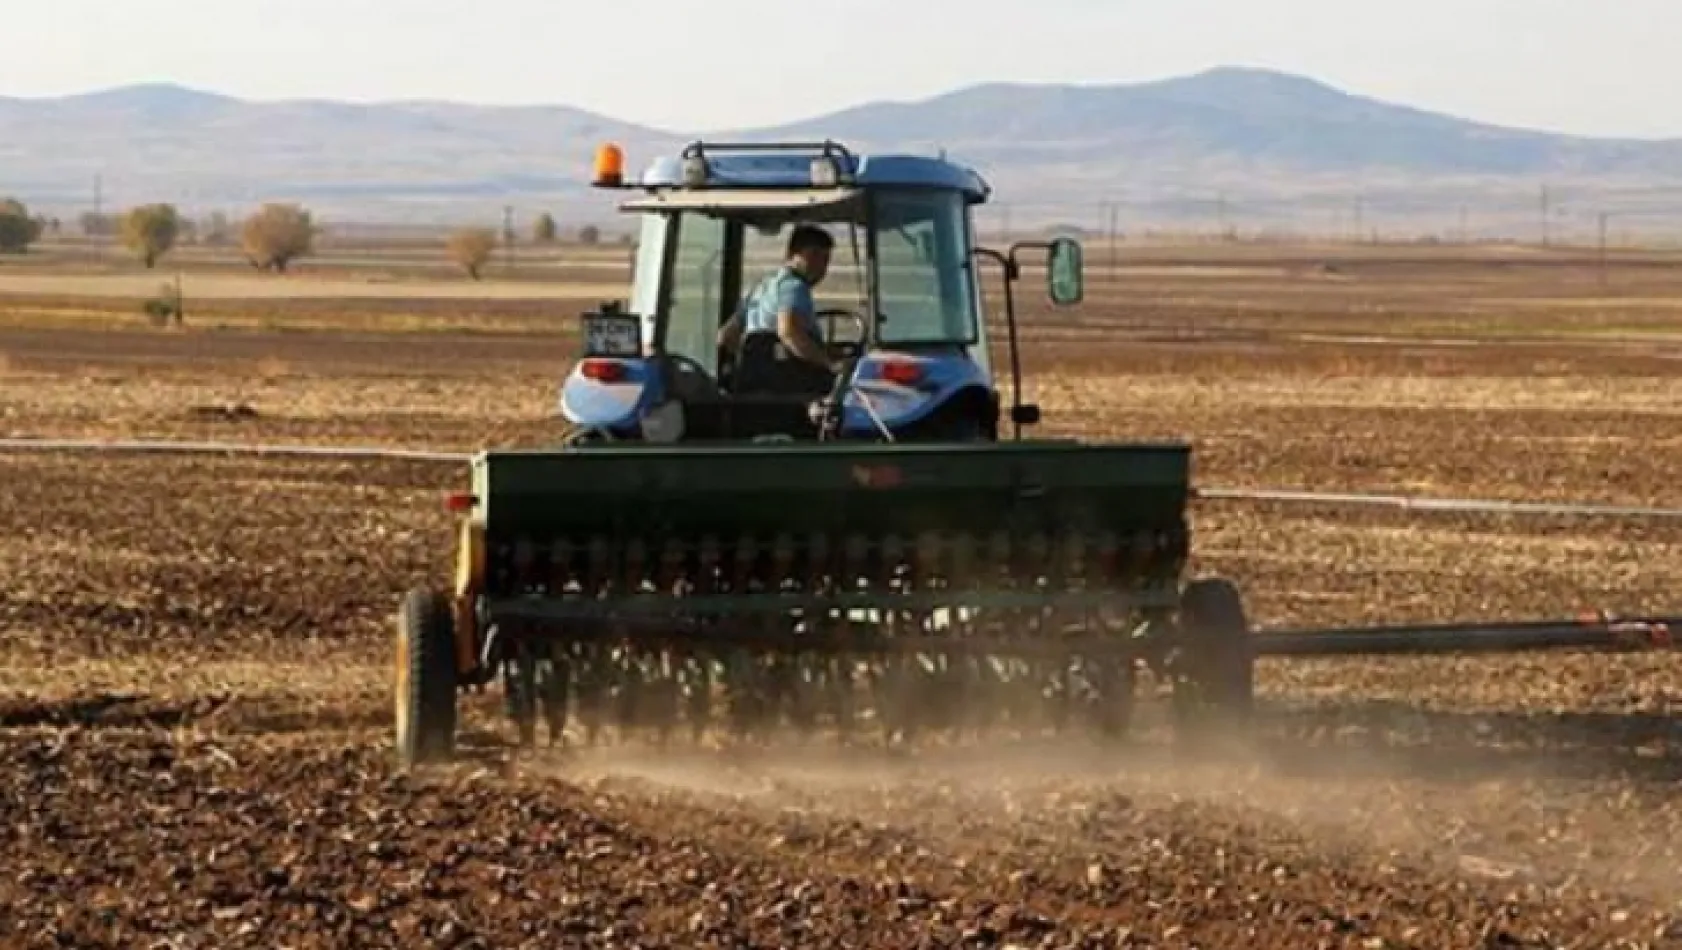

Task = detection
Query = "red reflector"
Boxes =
[444,492,476,512]
[879,360,922,385]
[580,359,628,382]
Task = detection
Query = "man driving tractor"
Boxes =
[718,224,839,396]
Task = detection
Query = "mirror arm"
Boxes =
[973,246,1028,441]
[975,235,1086,438]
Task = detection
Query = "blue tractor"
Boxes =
[555,139,1082,445]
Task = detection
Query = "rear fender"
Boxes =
[450,518,485,678]
[839,352,992,436]
[557,359,662,431]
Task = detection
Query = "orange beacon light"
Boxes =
[592,143,625,188]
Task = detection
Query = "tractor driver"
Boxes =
[718,224,839,396]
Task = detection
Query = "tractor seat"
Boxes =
[732,332,835,399]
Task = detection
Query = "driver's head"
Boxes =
[786,225,834,285]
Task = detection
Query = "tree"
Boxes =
[0,198,44,254]
[532,212,558,243]
[447,227,498,280]
[578,224,600,245]
[241,203,315,273]
[120,203,182,268]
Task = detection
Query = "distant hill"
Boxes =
[0,82,673,221]
[4,67,1681,234]
[760,68,1682,175]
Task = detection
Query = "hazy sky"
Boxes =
[8,0,1678,138]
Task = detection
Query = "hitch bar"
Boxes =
[1252,615,1678,657]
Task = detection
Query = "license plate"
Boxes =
[583,314,641,358]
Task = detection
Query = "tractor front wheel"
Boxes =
[395,586,459,770]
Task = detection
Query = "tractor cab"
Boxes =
[558,140,1083,444]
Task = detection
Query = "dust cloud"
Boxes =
[517,718,1682,910]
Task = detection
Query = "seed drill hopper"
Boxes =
[393,140,1678,770]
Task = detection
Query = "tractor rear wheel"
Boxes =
[394,586,459,770]
[1171,577,1256,744]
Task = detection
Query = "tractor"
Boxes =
[392,139,1673,771]
[393,139,1248,768]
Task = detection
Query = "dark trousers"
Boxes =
[734,333,835,397]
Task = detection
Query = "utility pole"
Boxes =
[1107,200,1119,274]
[1540,184,1551,247]
[92,174,104,257]
[502,205,515,272]
[1353,194,1364,243]
[1598,211,1610,286]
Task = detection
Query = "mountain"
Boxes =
[0,82,678,222]
[4,68,1680,232]
[760,68,1682,177]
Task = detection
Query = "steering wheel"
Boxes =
[816,308,867,362]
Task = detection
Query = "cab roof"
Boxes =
[635,149,992,204]
[619,187,862,217]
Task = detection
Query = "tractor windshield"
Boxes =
[871,189,979,346]
[624,186,977,375]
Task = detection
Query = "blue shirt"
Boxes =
[738,265,821,343]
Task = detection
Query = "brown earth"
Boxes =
[2,248,1681,948]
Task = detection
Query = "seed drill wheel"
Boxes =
[394,586,459,770]
[1171,577,1256,745]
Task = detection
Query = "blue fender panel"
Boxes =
[557,359,663,432]
[839,352,992,436]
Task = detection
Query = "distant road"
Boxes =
[0,272,624,300]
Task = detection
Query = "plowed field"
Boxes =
[3,249,1681,948]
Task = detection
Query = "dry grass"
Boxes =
[7,236,1682,343]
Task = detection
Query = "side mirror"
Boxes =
[1010,404,1041,426]
[1047,237,1084,306]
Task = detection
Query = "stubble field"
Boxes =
[2,240,1680,948]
